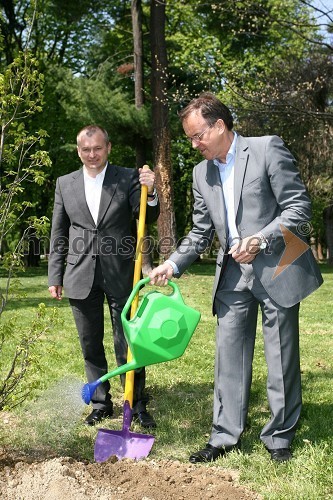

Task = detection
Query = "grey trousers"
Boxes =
[69,258,148,413]
[210,257,301,450]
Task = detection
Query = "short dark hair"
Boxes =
[77,125,110,146]
[178,92,233,130]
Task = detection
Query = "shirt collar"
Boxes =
[83,163,108,182]
[214,131,238,168]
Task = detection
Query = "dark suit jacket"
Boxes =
[48,163,159,300]
[169,135,323,309]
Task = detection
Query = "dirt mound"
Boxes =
[0,455,259,500]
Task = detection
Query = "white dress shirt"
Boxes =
[83,165,107,225]
[83,164,158,226]
[214,132,240,246]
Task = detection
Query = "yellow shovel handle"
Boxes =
[124,164,150,407]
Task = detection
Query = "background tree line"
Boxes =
[1,0,333,265]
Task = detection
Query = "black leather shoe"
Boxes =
[189,443,239,463]
[84,407,114,426]
[133,410,156,429]
[269,448,292,462]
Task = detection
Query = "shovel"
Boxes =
[94,164,155,462]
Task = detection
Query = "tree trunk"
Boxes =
[323,204,333,265]
[131,0,147,169]
[310,237,318,261]
[132,0,154,273]
[317,241,324,261]
[150,0,176,261]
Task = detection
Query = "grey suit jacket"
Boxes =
[48,163,159,300]
[170,135,323,309]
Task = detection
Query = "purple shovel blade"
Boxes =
[94,401,155,462]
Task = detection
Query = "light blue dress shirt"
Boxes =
[213,132,240,246]
[167,132,239,274]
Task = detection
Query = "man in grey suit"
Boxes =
[48,125,159,428]
[150,93,323,462]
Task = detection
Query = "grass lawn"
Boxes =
[0,260,332,499]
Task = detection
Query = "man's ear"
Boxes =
[216,118,225,132]
[215,119,225,135]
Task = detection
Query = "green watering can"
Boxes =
[82,277,201,404]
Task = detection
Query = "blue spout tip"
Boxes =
[81,379,101,405]
[81,383,92,404]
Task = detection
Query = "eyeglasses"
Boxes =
[186,124,213,144]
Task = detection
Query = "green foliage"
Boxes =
[56,70,151,144]
[311,195,328,242]
[2,0,328,246]
[1,0,332,245]
[0,51,51,252]
[0,52,44,122]
[161,0,333,242]
[0,302,59,410]
[164,0,317,98]
[0,48,54,409]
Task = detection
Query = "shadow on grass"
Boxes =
[2,297,71,311]
[318,262,333,274]
[183,260,216,276]
[2,377,332,463]
[297,402,333,441]
[0,261,49,278]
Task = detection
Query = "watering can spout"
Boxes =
[81,359,138,404]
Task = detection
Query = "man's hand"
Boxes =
[138,167,155,195]
[149,262,174,286]
[228,235,261,264]
[48,285,63,300]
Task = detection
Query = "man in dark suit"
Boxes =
[150,93,323,462]
[48,125,159,428]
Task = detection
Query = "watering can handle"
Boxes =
[121,277,183,322]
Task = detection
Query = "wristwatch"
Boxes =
[147,188,157,199]
[256,232,267,250]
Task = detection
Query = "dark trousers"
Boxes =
[69,257,148,413]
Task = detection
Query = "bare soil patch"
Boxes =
[0,450,259,500]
